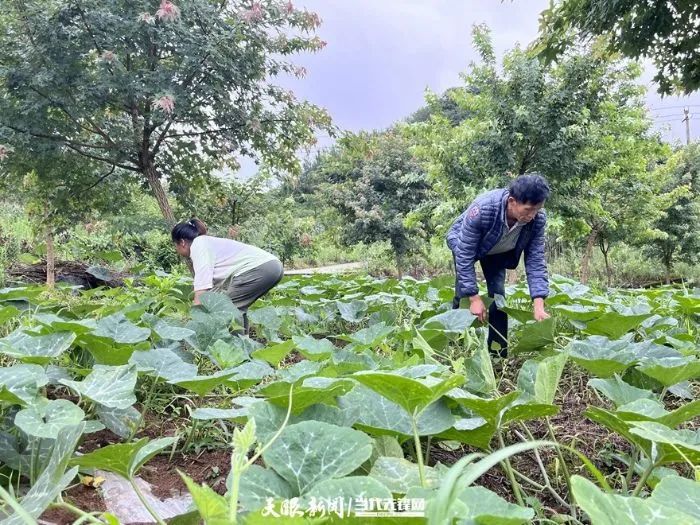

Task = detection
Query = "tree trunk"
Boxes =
[665,264,672,285]
[580,228,598,284]
[599,239,612,287]
[507,269,519,284]
[144,163,175,224]
[602,249,612,287]
[45,226,55,288]
[395,252,403,280]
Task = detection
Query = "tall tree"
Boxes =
[318,131,434,277]
[535,0,700,94]
[0,0,330,223]
[644,145,700,283]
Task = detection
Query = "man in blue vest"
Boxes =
[446,173,551,356]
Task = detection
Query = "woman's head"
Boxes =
[172,218,208,257]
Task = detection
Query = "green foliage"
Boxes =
[312,130,435,273]
[644,145,700,280]
[0,0,330,221]
[536,0,700,94]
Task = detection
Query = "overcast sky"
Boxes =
[237,0,700,177]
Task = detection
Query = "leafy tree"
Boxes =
[410,24,618,210]
[644,145,700,283]
[0,0,330,224]
[569,79,672,285]
[0,142,131,286]
[535,0,700,94]
[318,131,434,277]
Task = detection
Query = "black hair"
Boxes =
[508,173,550,204]
[171,217,208,243]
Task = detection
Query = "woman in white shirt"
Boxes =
[172,218,284,333]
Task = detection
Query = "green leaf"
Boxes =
[249,306,283,332]
[129,437,178,477]
[336,300,367,322]
[94,404,142,439]
[458,486,534,525]
[86,266,115,281]
[258,377,354,415]
[292,335,335,361]
[226,360,274,391]
[340,385,454,437]
[77,333,144,365]
[70,436,176,479]
[129,347,198,381]
[14,399,85,439]
[512,317,555,352]
[180,472,230,525]
[567,336,638,377]
[252,340,295,366]
[195,292,243,327]
[142,314,195,341]
[304,476,393,506]
[369,457,439,493]
[170,369,239,396]
[463,338,497,394]
[649,476,700,519]
[237,465,296,511]
[638,357,700,387]
[0,331,75,364]
[60,365,137,409]
[352,371,464,415]
[516,352,567,405]
[584,312,651,339]
[420,310,476,332]
[588,375,655,407]
[571,474,698,525]
[344,322,395,347]
[552,304,601,321]
[0,364,48,405]
[262,421,373,494]
[0,305,20,325]
[2,424,83,523]
[501,402,559,424]
[629,421,700,462]
[448,390,520,427]
[208,339,247,368]
[94,313,151,344]
[185,319,231,353]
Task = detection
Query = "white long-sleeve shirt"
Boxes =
[190,236,278,291]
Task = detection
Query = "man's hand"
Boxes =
[533,297,550,321]
[469,295,487,322]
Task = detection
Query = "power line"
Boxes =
[648,104,700,112]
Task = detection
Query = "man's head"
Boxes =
[507,173,550,223]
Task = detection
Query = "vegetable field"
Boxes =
[0,273,699,524]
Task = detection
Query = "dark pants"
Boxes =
[452,251,511,357]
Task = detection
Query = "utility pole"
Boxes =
[683,107,691,145]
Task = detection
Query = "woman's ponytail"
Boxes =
[172,217,208,243]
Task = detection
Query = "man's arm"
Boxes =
[454,203,485,319]
[524,213,550,320]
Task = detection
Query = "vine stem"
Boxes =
[411,414,427,487]
[497,430,525,506]
[631,460,657,496]
[229,385,295,523]
[544,416,575,519]
[130,478,166,525]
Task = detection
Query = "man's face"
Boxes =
[507,197,543,223]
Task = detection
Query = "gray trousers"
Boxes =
[215,259,284,332]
